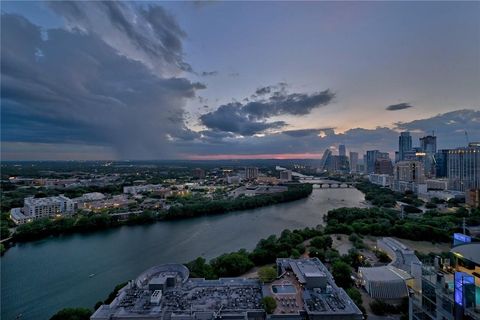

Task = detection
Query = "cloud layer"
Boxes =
[178,109,480,158]
[1,3,479,160]
[200,86,335,135]
[1,10,203,159]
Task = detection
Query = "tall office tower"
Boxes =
[419,135,437,178]
[245,167,259,180]
[398,132,412,162]
[420,135,437,153]
[319,149,332,171]
[339,144,346,157]
[338,155,350,173]
[435,149,449,178]
[349,152,359,173]
[325,155,339,173]
[420,135,436,171]
[366,150,380,174]
[447,143,480,191]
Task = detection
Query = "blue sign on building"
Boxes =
[453,233,472,247]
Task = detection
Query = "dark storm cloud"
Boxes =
[200,103,286,136]
[199,86,335,135]
[46,1,190,75]
[386,102,414,111]
[244,90,335,119]
[1,12,204,158]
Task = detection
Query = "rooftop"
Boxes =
[92,264,263,320]
[92,259,364,320]
[358,265,412,282]
[451,243,480,265]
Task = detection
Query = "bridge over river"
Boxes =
[296,176,357,189]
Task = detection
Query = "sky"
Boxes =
[1,1,479,160]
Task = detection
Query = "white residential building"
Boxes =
[11,195,74,224]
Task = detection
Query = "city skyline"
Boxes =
[1,1,479,160]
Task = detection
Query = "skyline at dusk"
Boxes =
[1,1,479,160]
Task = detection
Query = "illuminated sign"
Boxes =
[453,233,472,246]
[454,272,474,307]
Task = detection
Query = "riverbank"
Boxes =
[1,188,367,320]
[48,226,335,319]
[4,184,313,249]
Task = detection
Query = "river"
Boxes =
[1,188,366,320]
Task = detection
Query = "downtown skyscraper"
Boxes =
[398,132,412,162]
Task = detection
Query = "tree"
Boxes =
[310,235,333,249]
[261,296,277,314]
[258,266,277,283]
[0,222,11,239]
[375,250,391,263]
[346,287,363,308]
[331,260,353,288]
[187,257,216,279]
[211,250,254,277]
[49,308,92,320]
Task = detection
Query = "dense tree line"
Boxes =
[324,207,480,242]
[186,227,324,279]
[164,184,313,219]
[6,185,312,244]
[355,181,427,208]
[13,211,157,242]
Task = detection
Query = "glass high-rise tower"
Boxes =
[398,132,412,162]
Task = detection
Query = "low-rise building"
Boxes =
[123,184,164,194]
[91,258,363,320]
[359,238,423,303]
[230,185,288,198]
[358,266,412,302]
[256,176,279,185]
[73,192,106,209]
[10,195,74,224]
[227,175,241,184]
[425,179,449,191]
[418,190,465,202]
[83,195,135,211]
[368,174,392,187]
[267,258,363,319]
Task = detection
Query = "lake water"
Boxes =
[1,188,366,320]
